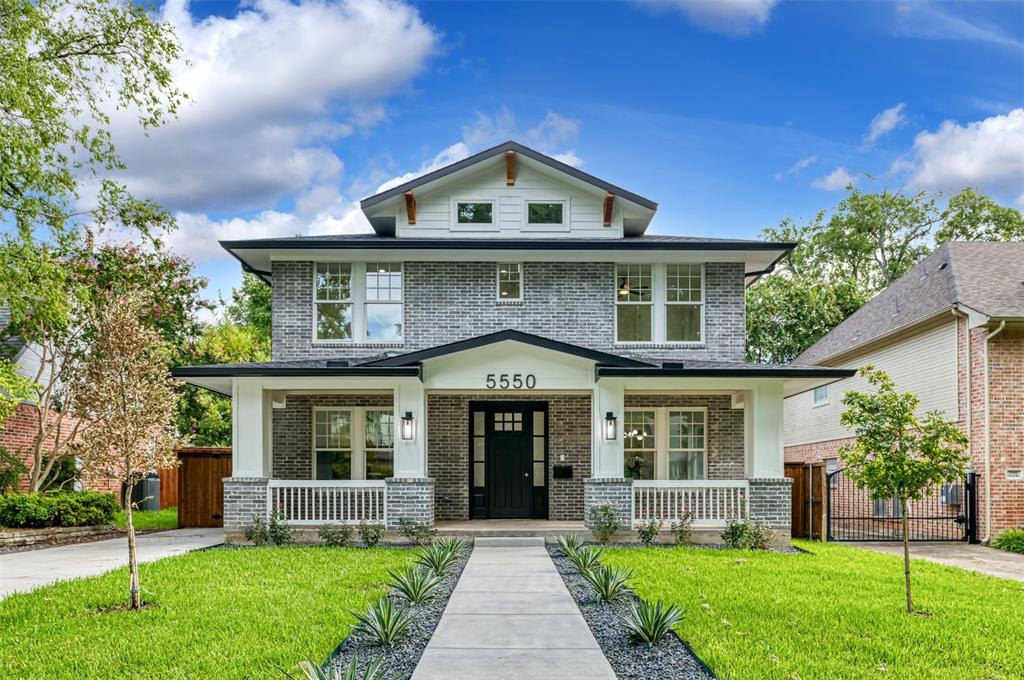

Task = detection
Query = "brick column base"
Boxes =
[583,478,633,529]
[748,477,792,545]
[385,478,434,529]
[223,477,269,544]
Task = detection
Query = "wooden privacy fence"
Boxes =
[785,462,826,540]
[157,465,179,508]
[175,447,232,528]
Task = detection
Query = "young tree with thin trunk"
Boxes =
[838,366,969,614]
[71,296,183,609]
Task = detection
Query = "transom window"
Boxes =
[497,263,523,301]
[623,408,707,480]
[457,201,493,224]
[314,263,402,343]
[614,263,704,344]
[526,202,564,225]
[314,407,394,481]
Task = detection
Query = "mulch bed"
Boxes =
[547,544,716,680]
[323,543,471,680]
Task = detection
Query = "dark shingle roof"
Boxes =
[796,241,1024,365]
[220,233,795,249]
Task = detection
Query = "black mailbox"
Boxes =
[553,465,573,479]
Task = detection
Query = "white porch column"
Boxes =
[750,382,785,478]
[231,377,267,477]
[593,378,625,477]
[393,380,427,478]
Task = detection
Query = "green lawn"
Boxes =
[112,506,178,531]
[0,546,416,679]
[603,541,1024,680]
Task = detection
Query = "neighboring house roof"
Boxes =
[795,241,1024,366]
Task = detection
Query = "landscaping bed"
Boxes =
[547,543,713,680]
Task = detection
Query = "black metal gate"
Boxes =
[827,469,978,543]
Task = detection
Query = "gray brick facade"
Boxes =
[747,477,793,535]
[223,477,268,543]
[386,478,434,529]
[271,260,745,364]
[583,477,633,529]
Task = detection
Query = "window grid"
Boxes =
[314,408,352,481]
[314,263,353,342]
[615,264,653,343]
[665,264,703,344]
[532,410,545,487]
[497,263,523,301]
[313,407,394,481]
[623,410,656,480]
[624,408,707,481]
[494,412,523,432]
[667,410,706,481]
[314,262,403,344]
[364,409,395,481]
[364,263,403,342]
[472,411,485,487]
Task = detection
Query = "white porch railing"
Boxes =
[632,480,749,527]
[267,480,387,526]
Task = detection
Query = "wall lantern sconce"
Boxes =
[604,412,618,440]
[401,411,415,441]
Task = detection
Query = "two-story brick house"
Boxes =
[173,141,850,544]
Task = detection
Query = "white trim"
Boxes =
[268,479,387,488]
[624,406,708,480]
[496,262,524,302]
[614,263,705,345]
[632,479,748,489]
[521,198,569,232]
[451,197,498,231]
[311,406,395,481]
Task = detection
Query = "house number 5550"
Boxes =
[485,373,536,389]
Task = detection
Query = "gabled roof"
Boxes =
[360,140,658,212]
[362,329,654,368]
[796,241,1024,365]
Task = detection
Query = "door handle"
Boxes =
[523,473,530,477]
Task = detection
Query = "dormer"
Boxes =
[360,141,658,239]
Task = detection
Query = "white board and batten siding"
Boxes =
[784,320,959,447]
[396,161,628,239]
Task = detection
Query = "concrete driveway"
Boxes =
[853,542,1024,582]
[0,527,223,598]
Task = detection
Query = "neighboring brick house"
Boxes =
[784,242,1024,541]
[173,140,850,544]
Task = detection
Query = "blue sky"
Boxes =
[85,1,1024,311]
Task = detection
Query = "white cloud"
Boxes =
[773,155,817,181]
[863,103,907,145]
[894,108,1024,202]
[635,0,778,36]
[812,167,857,191]
[891,2,1024,50]
[109,0,439,212]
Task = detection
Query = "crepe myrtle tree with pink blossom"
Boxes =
[838,366,969,614]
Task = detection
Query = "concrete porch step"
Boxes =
[473,537,546,547]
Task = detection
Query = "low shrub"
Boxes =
[581,563,635,603]
[318,524,353,547]
[588,504,623,544]
[0,491,119,528]
[621,598,685,647]
[351,597,415,647]
[358,521,386,547]
[245,509,293,546]
[567,545,603,574]
[721,515,775,550]
[389,565,444,604]
[397,518,436,546]
[294,655,393,680]
[0,448,27,494]
[636,518,662,546]
[669,512,695,545]
[993,527,1024,554]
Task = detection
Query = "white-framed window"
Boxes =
[313,407,394,480]
[452,199,496,228]
[615,264,653,342]
[524,200,567,230]
[623,407,707,480]
[813,385,830,407]
[497,263,523,301]
[314,263,402,344]
[615,263,704,344]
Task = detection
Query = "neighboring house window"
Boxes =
[497,263,523,301]
[314,263,353,341]
[665,264,703,343]
[456,201,494,224]
[526,201,564,225]
[668,409,706,480]
[314,263,402,343]
[624,410,656,480]
[825,457,839,488]
[616,264,653,342]
[314,407,394,480]
[813,385,830,407]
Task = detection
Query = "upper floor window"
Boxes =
[457,201,493,224]
[615,263,704,344]
[527,202,564,225]
[315,262,402,343]
[813,385,829,407]
[497,263,523,301]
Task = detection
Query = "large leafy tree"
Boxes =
[838,367,969,614]
[747,187,1024,364]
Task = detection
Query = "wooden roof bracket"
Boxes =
[506,150,516,186]
[603,192,614,227]
[404,191,416,225]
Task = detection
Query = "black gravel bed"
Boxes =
[323,545,471,679]
[547,545,715,680]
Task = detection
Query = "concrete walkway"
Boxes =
[853,542,1024,582]
[0,527,223,598]
[412,537,615,680]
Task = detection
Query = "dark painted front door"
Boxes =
[487,409,532,518]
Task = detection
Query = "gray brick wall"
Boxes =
[583,478,633,529]
[223,477,268,543]
[271,260,745,364]
[623,394,745,479]
[386,478,434,529]
[747,477,792,532]
[426,393,592,521]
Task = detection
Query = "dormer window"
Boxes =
[456,201,494,224]
[526,202,564,225]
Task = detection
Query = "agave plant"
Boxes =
[567,545,603,574]
[621,598,685,647]
[434,537,469,557]
[293,655,395,680]
[350,597,415,647]
[389,565,444,605]
[416,542,462,575]
[581,563,635,603]
[555,534,585,558]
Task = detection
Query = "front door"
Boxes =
[487,409,533,518]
